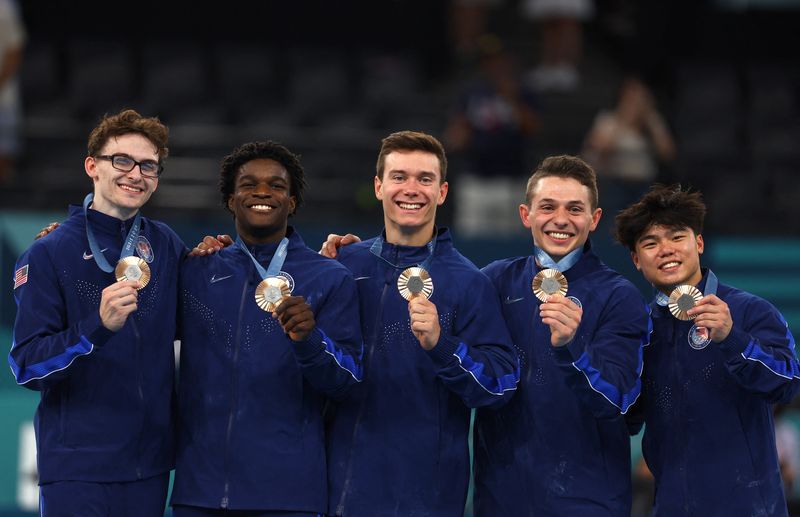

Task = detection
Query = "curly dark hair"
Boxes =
[219,141,307,215]
[87,109,169,160]
[614,184,706,251]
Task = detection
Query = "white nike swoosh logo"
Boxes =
[354,276,371,281]
[83,248,109,260]
[210,274,233,284]
[504,297,525,304]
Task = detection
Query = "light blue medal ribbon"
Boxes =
[369,234,437,271]
[533,245,582,273]
[704,270,719,297]
[236,235,289,279]
[532,245,583,305]
[654,291,670,307]
[687,270,719,349]
[83,193,142,273]
[370,234,437,300]
[237,235,290,311]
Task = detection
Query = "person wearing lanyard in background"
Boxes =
[10,109,184,516]
[170,140,363,517]
[615,184,800,516]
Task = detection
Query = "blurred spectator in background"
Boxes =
[582,76,675,226]
[0,0,25,185]
[522,0,594,92]
[445,34,541,238]
[448,0,502,64]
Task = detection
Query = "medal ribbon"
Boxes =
[369,233,437,271]
[534,245,582,273]
[236,236,289,281]
[83,193,142,273]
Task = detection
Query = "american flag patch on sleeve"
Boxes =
[14,265,29,289]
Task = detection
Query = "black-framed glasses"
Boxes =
[96,154,164,178]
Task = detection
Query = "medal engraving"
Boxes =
[398,267,433,301]
[668,285,703,321]
[255,277,291,312]
[532,268,568,303]
[115,256,151,290]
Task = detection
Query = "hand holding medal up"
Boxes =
[99,280,140,331]
[533,268,582,347]
[272,295,316,342]
[398,267,440,350]
[82,193,152,331]
[668,285,732,345]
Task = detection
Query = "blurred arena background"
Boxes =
[1,0,799,515]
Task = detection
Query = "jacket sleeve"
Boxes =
[424,273,520,409]
[551,286,650,419]
[717,296,800,404]
[9,244,114,391]
[290,271,363,400]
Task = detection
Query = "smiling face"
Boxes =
[227,158,296,244]
[375,150,448,246]
[520,176,601,261]
[84,133,160,220]
[632,224,704,293]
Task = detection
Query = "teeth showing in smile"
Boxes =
[548,232,570,239]
[119,184,143,193]
[399,202,422,210]
[661,261,679,270]
[250,205,273,211]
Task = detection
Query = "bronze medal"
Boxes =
[115,256,151,290]
[397,267,433,301]
[532,268,568,302]
[255,276,290,312]
[668,284,703,321]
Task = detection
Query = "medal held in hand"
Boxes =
[398,267,434,301]
[532,268,568,303]
[84,193,152,290]
[255,276,291,312]
[115,256,151,290]
[668,284,703,321]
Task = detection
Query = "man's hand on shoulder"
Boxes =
[319,233,361,259]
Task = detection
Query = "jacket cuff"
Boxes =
[717,325,749,357]
[552,332,585,365]
[81,311,114,347]
[291,327,325,360]
[425,334,459,366]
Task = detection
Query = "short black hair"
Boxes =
[219,141,307,214]
[614,184,706,251]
